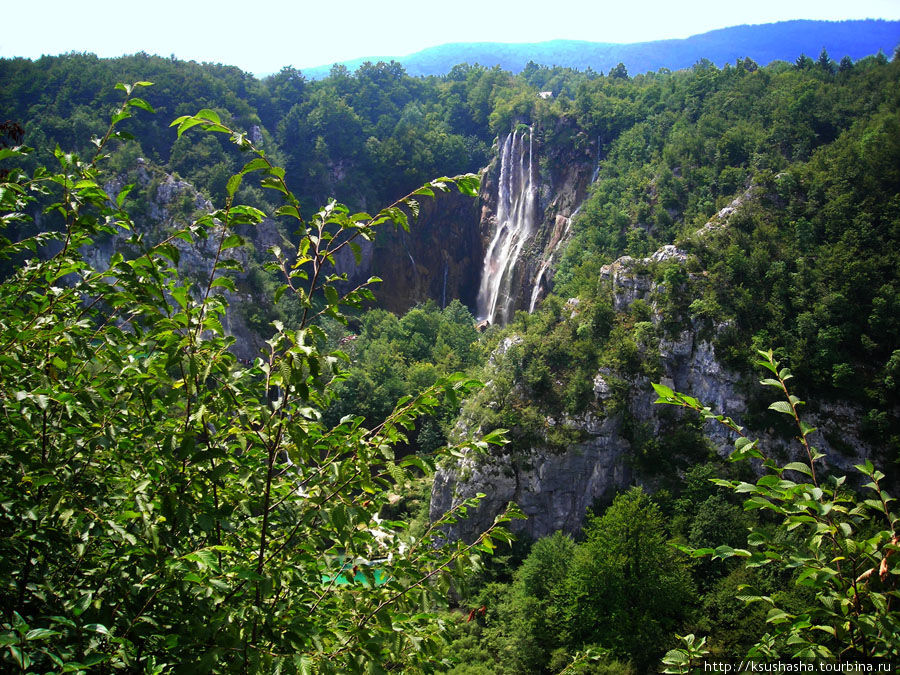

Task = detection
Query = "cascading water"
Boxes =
[528,203,581,313]
[476,127,537,325]
[528,263,550,313]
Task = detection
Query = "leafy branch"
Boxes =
[654,349,899,659]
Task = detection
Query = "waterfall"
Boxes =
[528,204,581,313]
[591,135,602,183]
[528,262,550,313]
[476,127,537,324]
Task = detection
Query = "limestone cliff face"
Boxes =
[430,205,876,543]
[83,161,286,361]
[431,413,633,542]
[331,117,598,319]
[334,118,598,319]
[525,119,601,313]
[337,191,484,314]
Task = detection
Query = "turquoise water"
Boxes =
[321,559,388,587]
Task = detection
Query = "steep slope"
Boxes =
[71,158,288,361]
[340,191,484,314]
[431,216,877,542]
[475,119,597,324]
[430,54,900,542]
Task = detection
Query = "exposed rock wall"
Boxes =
[344,191,484,314]
[431,413,633,542]
[82,161,286,361]
[431,207,877,542]
[332,117,598,318]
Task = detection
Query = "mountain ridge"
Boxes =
[300,19,900,78]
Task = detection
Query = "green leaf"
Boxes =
[482,428,509,445]
[768,400,794,415]
[171,286,189,309]
[210,277,236,292]
[399,455,432,474]
[241,157,270,174]
[215,258,243,272]
[260,176,288,194]
[127,97,155,113]
[731,437,761,461]
[651,382,675,399]
[25,628,61,640]
[116,183,135,208]
[323,286,339,308]
[226,173,242,197]
[84,623,109,635]
[228,205,266,223]
[783,462,813,476]
[221,234,243,250]
[195,109,222,124]
[8,644,26,668]
[454,173,480,196]
[172,117,206,138]
[275,204,302,220]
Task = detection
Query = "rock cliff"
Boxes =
[81,160,287,361]
[342,190,484,314]
[430,203,877,542]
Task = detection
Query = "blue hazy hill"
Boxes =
[300,19,900,78]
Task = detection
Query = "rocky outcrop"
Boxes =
[432,413,631,542]
[430,235,875,542]
[598,245,688,311]
[430,322,735,542]
[83,159,288,361]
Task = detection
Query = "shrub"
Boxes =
[655,350,899,660]
[0,83,518,673]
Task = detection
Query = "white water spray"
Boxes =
[528,262,550,313]
[527,204,582,313]
[476,127,537,324]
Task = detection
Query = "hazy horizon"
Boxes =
[1,1,899,76]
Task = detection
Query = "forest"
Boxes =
[1,42,899,673]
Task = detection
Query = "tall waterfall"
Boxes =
[476,127,537,325]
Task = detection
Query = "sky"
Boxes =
[2,0,899,76]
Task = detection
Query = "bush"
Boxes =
[655,350,900,660]
[0,84,517,673]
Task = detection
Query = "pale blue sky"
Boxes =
[2,0,898,76]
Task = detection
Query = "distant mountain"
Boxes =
[300,19,900,79]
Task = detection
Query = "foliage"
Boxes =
[553,54,900,424]
[660,634,710,674]
[323,300,482,454]
[0,84,520,672]
[4,43,900,673]
[556,488,694,670]
[440,490,693,673]
[0,52,491,214]
[654,350,900,659]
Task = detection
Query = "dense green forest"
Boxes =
[1,43,899,672]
